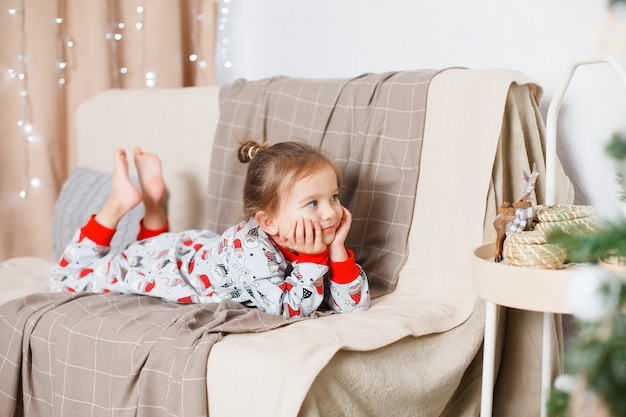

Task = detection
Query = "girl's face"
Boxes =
[269,165,343,247]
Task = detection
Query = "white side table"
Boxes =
[472,242,575,417]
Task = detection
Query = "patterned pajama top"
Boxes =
[50,216,370,318]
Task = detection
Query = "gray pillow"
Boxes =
[52,166,144,259]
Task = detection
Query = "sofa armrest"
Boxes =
[0,257,54,306]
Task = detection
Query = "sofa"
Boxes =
[0,68,574,416]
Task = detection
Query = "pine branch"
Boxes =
[546,220,626,263]
[606,131,626,161]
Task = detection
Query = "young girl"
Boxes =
[50,141,370,318]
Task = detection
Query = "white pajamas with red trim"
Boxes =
[51,217,370,318]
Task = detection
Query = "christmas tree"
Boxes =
[546,133,626,417]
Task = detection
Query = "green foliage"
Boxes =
[546,220,626,263]
[547,220,626,416]
[606,131,626,161]
[547,389,569,417]
[545,9,626,409]
[615,172,626,202]
[563,305,626,417]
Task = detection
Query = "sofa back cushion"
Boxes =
[51,167,144,259]
[75,86,221,234]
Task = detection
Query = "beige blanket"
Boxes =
[207,69,574,416]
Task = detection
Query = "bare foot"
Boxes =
[133,147,167,229]
[95,149,142,229]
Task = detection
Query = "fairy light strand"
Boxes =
[103,2,148,87]
[218,0,232,72]
[104,0,121,87]
[188,0,209,84]
[106,2,210,88]
[56,0,69,87]
[8,1,36,198]
[6,1,219,199]
[136,5,154,88]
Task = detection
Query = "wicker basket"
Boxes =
[534,204,601,234]
[502,204,600,269]
[503,230,567,269]
[535,204,596,222]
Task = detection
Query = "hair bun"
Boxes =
[238,140,268,163]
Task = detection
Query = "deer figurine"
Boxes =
[493,164,539,262]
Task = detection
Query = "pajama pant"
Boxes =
[51,215,220,303]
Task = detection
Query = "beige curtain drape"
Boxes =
[0,0,216,261]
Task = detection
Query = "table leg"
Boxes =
[481,301,497,417]
[541,312,554,417]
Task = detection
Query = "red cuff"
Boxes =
[329,249,361,284]
[137,219,169,240]
[79,215,116,246]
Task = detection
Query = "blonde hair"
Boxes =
[238,140,343,219]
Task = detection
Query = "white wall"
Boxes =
[216,0,626,218]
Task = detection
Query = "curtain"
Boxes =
[0,0,216,261]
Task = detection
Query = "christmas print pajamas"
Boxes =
[51,216,370,318]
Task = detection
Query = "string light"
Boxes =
[56,0,69,87]
[7,0,36,199]
[186,0,211,83]
[104,1,212,87]
[145,71,155,87]
[104,2,150,87]
[7,0,71,199]
[6,1,218,201]
[134,4,155,88]
[217,0,233,72]
[136,5,144,32]
[104,0,121,86]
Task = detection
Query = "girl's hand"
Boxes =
[278,216,327,255]
[330,206,352,249]
[328,206,351,262]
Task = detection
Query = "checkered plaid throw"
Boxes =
[0,292,290,417]
[207,70,440,297]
